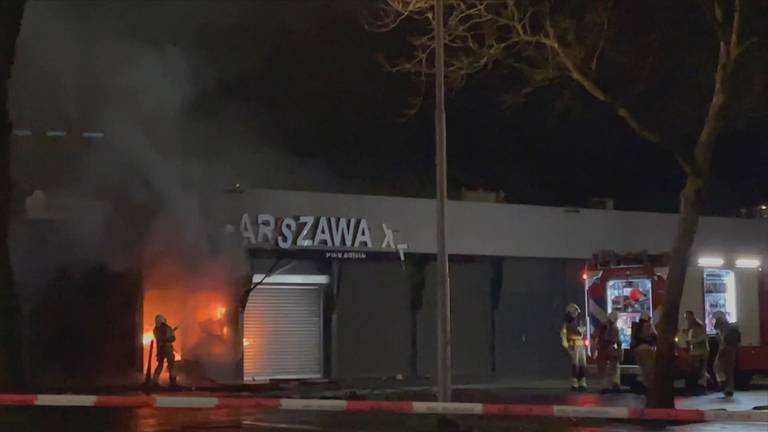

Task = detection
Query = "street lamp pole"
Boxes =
[434,0,451,403]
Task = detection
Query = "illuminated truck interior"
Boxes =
[702,268,737,334]
[605,278,652,349]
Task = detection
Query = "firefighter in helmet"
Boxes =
[561,303,587,391]
[594,311,621,393]
[683,310,708,394]
[152,314,178,387]
[713,311,741,398]
[631,310,656,392]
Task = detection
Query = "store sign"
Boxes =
[240,213,408,260]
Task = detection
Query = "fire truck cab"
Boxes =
[584,251,768,386]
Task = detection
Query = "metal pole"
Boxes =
[434,0,452,403]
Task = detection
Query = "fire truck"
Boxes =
[584,250,768,386]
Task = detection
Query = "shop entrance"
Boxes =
[243,284,323,380]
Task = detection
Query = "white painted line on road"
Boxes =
[280,399,347,411]
[81,132,105,138]
[12,129,32,136]
[36,395,97,406]
[46,131,67,137]
[704,409,768,423]
[242,421,322,430]
[412,402,484,415]
[155,396,219,409]
[554,405,630,419]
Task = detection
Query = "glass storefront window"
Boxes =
[703,269,737,334]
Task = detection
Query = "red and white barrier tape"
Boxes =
[0,395,765,423]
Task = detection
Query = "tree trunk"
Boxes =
[646,22,734,407]
[0,0,26,391]
[646,177,703,408]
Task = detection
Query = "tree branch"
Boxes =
[729,0,741,57]
[591,11,609,72]
[734,37,757,59]
[700,0,728,42]
[542,19,695,175]
[546,17,693,173]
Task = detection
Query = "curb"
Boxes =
[0,394,766,422]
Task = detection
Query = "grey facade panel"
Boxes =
[419,261,493,379]
[495,258,585,379]
[217,188,768,259]
[334,261,411,378]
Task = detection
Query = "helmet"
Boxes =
[565,303,581,317]
[608,311,619,322]
[155,314,167,326]
[712,311,727,323]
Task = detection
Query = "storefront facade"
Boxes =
[208,189,767,382]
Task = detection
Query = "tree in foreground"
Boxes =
[0,0,26,390]
[369,0,765,408]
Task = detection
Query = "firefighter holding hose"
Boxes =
[152,314,178,387]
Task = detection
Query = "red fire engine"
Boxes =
[584,251,768,386]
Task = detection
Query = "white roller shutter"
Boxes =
[243,285,323,380]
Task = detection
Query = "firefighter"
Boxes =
[684,310,708,394]
[561,303,587,391]
[631,310,656,393]
[152,314,178,387]
[713,311,741,398]
[594,311,621,393]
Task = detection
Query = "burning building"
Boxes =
[11,187,767,386]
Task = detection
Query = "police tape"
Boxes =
[0,394,765,422]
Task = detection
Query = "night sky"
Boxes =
[10,0,768,215]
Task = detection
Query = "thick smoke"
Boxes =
[10,0,357,269]
[9,1,350,384]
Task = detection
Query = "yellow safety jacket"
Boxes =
[561,321,585,348]
[687,324,708,356]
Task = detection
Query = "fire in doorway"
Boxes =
[142,258,240,384]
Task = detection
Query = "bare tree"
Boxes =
[369,0,762,408]
[0,0,26,391]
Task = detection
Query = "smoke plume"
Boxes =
[8,0,351,384]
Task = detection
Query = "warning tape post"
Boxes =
[0,394,765,423]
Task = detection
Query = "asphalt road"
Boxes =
[2,405,764,432]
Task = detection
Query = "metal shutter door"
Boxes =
[243,285,322,380]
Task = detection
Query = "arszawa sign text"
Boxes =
[240,213,408,260]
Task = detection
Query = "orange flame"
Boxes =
[142,256,237,373]
[143,331,154,345]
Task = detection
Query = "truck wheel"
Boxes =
[621,374,641,392]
